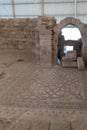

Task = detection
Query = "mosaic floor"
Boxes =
[0,60,87,110]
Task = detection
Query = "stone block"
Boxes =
[77,57,85,70]
[71,119,87,130]
[50,121,72,130]
[18,45,25,50]
[61,60,77,68]
[40,41,52,46]
[62,51,77,60]
[9,118,31,130]
[31,120,49,130]
[75,20,82,26]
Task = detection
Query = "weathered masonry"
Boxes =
[0,16,87,66]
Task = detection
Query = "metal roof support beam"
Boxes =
[11,0,15,18]
[75,0,77,18]
[1,1,87,5]
[41,0,44,16]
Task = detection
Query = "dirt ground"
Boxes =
[0,53,87,130]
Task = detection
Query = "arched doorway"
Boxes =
[57,24,82,65]
[53,17,86,65]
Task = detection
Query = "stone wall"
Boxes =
[0,17,87,65]
[37,16,56,65]
[53,17,87,64]
[0,18,39,60]
[0,17,56,63]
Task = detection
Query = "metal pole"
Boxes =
[41,0,44,16]
[12,0,15,18]
[75,0,77,18]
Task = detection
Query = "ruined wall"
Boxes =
[0,17,56,63]
[0,18,39,60]
[0,17,87,65]
[37,16,56,65]
[53,17,87,64]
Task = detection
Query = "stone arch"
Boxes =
[57,17,85,35]
[53,17,87,64]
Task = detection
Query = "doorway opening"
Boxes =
[57,24,82,65]
[62,25,81,41]
[64,45,74,54]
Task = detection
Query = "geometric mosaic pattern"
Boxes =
[0,62,86,109]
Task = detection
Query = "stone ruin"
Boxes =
[0,16,87,70]
[58,35,84,69]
